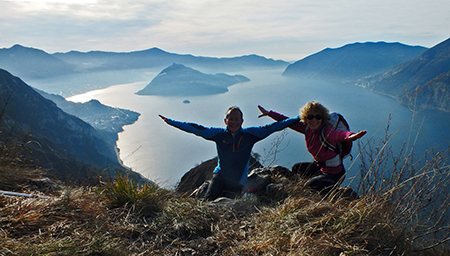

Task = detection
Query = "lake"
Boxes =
[64,68,450,189]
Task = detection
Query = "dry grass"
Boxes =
[1,126,450,255]
[2,171,448,255]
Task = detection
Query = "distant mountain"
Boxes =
[0,45,287,96]
[358,37,450,112]
[136,63,250,96]
[0,69,144,182]
[402,71,450,112]
[36,89,140,137]
[0,45,75,79]
[283,42,427,82]
[53,48,289,72]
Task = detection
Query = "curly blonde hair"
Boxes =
[299,101,330,125]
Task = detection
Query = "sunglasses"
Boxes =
[307,114,323,120]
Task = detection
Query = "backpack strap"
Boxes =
[319,125,341,154]
[338,114,350,130]
[318,126,346,167]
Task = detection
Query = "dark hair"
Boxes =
[225,106,243,119]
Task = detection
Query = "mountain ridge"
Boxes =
[2,40,449,113]
[282,41,427,81]
[0,68,145,182]
[36,89,140,135]
[0,44,75,79]
[357,37,450,112]
[0,44,289,78]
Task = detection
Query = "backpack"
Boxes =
[319,112,353,160]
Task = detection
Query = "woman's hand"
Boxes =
[345,130,367,141]
[257,105,269,118]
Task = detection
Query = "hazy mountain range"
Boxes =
[2,40,449,113]
[0,44,287,96]
[0,45,75,79]
[356,37,450,112]
[282,38,450,112]
[282,42,427,82]
[0,45,288,80]
[53,48,289,73]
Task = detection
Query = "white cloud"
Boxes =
[4,0,97,3]
[0,0,449,60]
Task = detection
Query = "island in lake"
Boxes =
[136,63,250,96]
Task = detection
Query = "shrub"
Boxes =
[102,173,165,217]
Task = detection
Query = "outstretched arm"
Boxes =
[345,130,367,142]
[246,115,300,139]
[257,105,306,133]
[158,114,223,140]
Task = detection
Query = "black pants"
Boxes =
[292,162,322,178]
[292,162,345,193]
[204,173,243,200]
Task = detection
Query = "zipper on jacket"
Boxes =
[232,135,243,152]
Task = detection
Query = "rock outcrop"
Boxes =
[176,156,262,195]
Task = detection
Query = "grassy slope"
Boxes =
[1,170,449,255]
[1,132,450,255]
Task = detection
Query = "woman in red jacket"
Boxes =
[258,101,367,193]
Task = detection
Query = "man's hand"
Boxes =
[159,114,169,123]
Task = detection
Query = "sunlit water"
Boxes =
[65,68,450,189]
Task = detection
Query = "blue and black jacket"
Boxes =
[165,116,299,184]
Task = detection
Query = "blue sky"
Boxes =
[1,0,449,61]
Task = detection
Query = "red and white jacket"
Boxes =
[268,110,354,175]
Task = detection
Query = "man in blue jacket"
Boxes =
[159,106,299,200]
